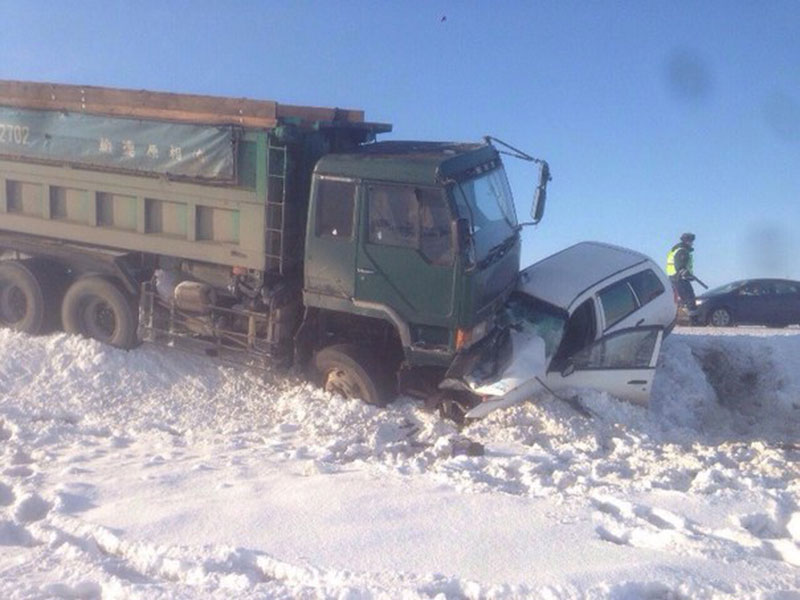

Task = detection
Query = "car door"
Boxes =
[735,281,772,324]
[543,326,664,406]
[772,280,800,324]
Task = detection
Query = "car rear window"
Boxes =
[628,269,665,305]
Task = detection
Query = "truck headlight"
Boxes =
[455,320,489,351]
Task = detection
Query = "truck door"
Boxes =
[355,183,456,329]
[304,177,357,299]
[544,326,664,406]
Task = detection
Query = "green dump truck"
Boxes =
[0,80,549,410]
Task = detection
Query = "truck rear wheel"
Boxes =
[0,261,48,334]
[61,276,138,349]
[313,344,393,407]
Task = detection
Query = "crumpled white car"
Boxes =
[441,241,677,419]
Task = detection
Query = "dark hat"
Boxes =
[680,232,695,242]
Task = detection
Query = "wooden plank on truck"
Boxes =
[0,80,372,129]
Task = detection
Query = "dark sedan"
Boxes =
[692,278,800,327]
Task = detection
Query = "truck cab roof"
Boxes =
[314,141,499,186]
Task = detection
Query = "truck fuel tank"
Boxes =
[155,269,217,314]
[174,281,217,315]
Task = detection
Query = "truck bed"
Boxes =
[0,80,391,273]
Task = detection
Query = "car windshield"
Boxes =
[503,292,566,360]
[453,166,518,260]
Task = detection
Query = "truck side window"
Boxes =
[419,190,453,266]
[598,280,637,328]
[315,178,355,239]
[368,185,453,265]
[368,185,418,248]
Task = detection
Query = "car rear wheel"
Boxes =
[313,344,393,407]
[708,307,733,327]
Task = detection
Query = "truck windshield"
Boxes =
[453,166,518,260]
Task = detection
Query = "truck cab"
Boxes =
[303,142,531,389]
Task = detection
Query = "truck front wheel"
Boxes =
[0,261,47,334]
[61,277,138,349]
[313,344,392,407]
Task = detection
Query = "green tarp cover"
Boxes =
[0,106,237,180]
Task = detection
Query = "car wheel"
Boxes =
[708,307,733,327]
[61,277,138,349]
[313,344,393,407]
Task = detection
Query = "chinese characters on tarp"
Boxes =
[0,106,237,181]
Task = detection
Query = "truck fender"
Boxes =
[350,299,412,348]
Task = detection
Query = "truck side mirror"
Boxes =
[530,161,550,224]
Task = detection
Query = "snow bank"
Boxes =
[0,328,798,598]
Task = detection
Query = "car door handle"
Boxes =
[357,267,375,275]
[636,318,645,326]
[627,380,647,385]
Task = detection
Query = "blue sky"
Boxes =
[1,1,798,288]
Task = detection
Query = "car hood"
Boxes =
[517,241,650,313]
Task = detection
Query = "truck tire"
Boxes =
[61,276,138,349]
[313,344,393,407]
[0,261,47,334]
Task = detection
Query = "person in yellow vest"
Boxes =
[666,232,696,309]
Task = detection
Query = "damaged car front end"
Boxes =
[440,242,676,421]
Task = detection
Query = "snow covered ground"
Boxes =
[0,326,798,599]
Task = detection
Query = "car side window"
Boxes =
[598,280,637,328]
[627,269,665,305]
[315,178,355,239]
[368,185,419,248]
[774,281,798,295]
[550,298,596,369]
[740,282,769,296]
[572,328,660,370]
